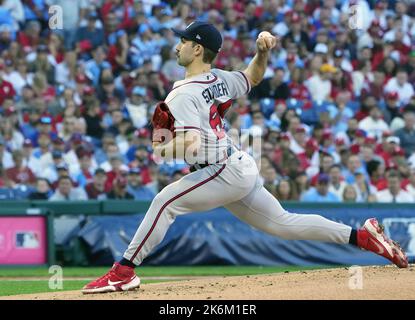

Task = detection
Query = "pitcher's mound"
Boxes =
[2,265,415,300]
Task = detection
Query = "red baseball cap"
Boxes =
[322,129,332,140]
[286,53,296,63]
[4,106,16,116]
[335,137,345,146]
[291,13,301,23]
[135,128,150,138]
[350,144,360,154]
[385,91,399,100]
[364,137,377,146]
[83,86,95,95]
[78,40,93,53]
[76,74,88,84]
[382,130,392,138]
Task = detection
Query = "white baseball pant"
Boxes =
[123,150,352,265]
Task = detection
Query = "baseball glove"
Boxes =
[151,101,175,143]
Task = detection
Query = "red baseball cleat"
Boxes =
[82,263,140,294]
[357,218,409,268]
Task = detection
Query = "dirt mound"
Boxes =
[2,265,415,300]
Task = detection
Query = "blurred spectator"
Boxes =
[49,175,87,201]
[353,171,376,202]
[367,159,386,191]
[3,58,33,95]
[342,153,366,184]
[46,0,88,50]
[0,135,13,169]
[28,45,56,84]
[75,150,95,188]
[126,167,155,200]
[406,168,415,200]
[328,164,347,200]
[290,125,307,155]
[342,184,358,203]
[39,150,67,184]
[124,86,149,129]
[384,68,414,106]
[262,165,280,196]
[305,64,336,102]
[160,45,185,82]
[395,107,415,157]
[77,11,105,49]
[358,105,389,140]
[251,67,290,100]
[375,170,414,203]
[55,51,77,85]
[275,177,298,201]
[309,152,335,186]
[382,91,401,124]
[301,173,340,202]
[107,29,129,74]
[83,97,104,141]
[85,168,109,200]
[5,149,36,186]
[107,176,133,200]
[28,177,51,200]
[0,67,16,104]
[328,91,354,135]
[85,45,112,87]
[21,139,41,176]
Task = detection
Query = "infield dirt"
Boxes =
[2,265,414,300]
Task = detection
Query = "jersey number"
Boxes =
[209,104,225,140]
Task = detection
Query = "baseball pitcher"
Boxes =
[82,22,408,294]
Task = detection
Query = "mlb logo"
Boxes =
[15,231,40,249]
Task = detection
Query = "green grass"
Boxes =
[0,279,165,297]
[0,265,328,278]
[0,265,334,297]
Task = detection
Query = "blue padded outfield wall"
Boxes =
[72,204,415,266]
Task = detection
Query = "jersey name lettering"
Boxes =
[201,82,230,104]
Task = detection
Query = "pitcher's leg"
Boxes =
[122,190,177,265]
[225,186,351,244]
[224,185,408,267]
[123,164,251,265]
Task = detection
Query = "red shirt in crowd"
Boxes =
[288,82,310,101]
[0,79,16,105]
[6,167,36,185]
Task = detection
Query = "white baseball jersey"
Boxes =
[164,69,251,164]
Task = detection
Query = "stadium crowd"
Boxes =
[0,0,414,203]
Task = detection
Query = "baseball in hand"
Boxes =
[257,31,277,51]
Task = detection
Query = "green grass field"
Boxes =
[0,265,328,297]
